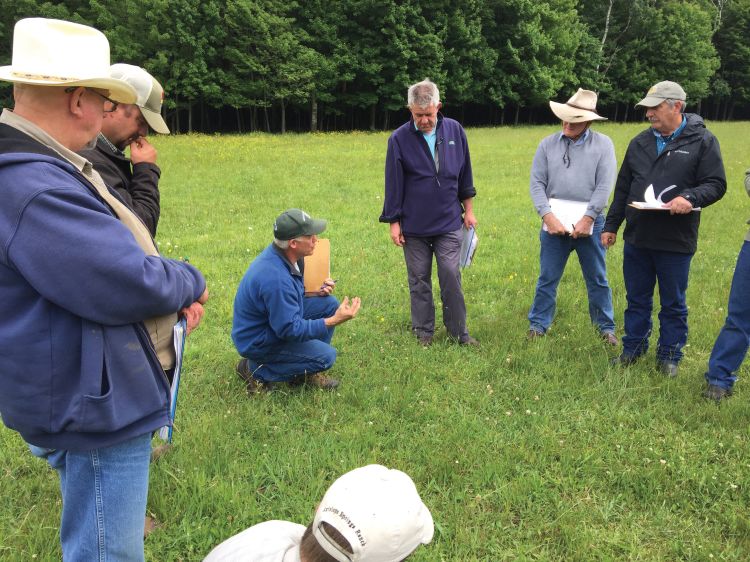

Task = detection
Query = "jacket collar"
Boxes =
[409,112,444,136]
[272,243,304,277]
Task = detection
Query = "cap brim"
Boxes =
[0,67,137,104]
[549,101,606,123]
[635,95,665,108]
[305,218,327,236]
[140,106,170,134]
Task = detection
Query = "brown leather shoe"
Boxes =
[144,515,158,538]
[527,329,545,340]
[150,443,172,463]
[601,332,619,346]
[305,372,340,390]
[459,336,480,347]
[417,335,433,347]
[236,358,274,394]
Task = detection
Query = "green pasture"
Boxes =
[2,122,749,561]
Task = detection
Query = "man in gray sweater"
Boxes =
[528,89,618,344]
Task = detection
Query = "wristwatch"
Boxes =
[682,193,695,206]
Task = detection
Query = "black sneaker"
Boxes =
[702,383,732,402]
[656,360,679,378]
[610,353,640,367]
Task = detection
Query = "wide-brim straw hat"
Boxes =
[0,18,136,104]
[549,88,607,123]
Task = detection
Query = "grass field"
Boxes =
[1,121,750,561]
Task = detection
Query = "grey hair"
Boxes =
[408,79,440,109]
[664,99,686,112]
[273,237,307,249]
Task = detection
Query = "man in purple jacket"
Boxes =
[380,79,478,347]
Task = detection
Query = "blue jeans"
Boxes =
[248,295,339,382]
[622,243,693,361]
[528,215,615,334]
[705,241,750,390]
[28,432,152,562]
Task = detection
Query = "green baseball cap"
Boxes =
[636,81,686,107]
[273,209,327,240]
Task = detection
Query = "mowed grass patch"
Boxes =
[2,122,750,561]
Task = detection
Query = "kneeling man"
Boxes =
[232,209,361,393]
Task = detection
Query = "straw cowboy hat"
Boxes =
[549,88,607,123]
[0,18,136,104]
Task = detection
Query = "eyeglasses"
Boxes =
[65,86,119,113]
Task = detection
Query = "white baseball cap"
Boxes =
[109,63,170,134]
[0,18,136,104]
[312,465,434,562]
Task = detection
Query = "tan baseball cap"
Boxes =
[636,81,686,107]
[109,63,170,134]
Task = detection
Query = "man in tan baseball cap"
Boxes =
[0,18,208,561]
[80,63,170,236]
[603,80,726,377]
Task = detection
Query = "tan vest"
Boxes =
[84,172,177,370]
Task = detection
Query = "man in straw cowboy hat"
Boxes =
[527,88,618,345]
[603,81,726,378]
[0,18,208,560]
[80,63,171,237]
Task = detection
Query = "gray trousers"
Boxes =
[403,228,469,341]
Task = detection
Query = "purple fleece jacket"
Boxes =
[380,115,476,236]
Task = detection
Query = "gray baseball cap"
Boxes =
[273,209,327,240]
[636,81,686,107]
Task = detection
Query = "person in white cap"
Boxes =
[204,464,434,562]
[0,18,207,561]
[527,88,618,345]
[80,63,170,236]
[603,80,726,377]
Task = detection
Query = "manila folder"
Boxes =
[303,238,330,294]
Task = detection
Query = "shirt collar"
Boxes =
[0,109,88,173]
[559,127,591,145]
[651,115,687,142]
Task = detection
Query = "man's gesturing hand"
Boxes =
[325,296,362,327]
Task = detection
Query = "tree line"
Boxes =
[1,0,749,134]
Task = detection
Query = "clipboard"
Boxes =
[303,238,330,294]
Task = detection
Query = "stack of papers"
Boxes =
[543,198,592,234]
[629,184,700,211]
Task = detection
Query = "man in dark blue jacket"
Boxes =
[602,81,726,377]
[232,209,361,393]
[0,18,207,561]
[380,79,478,347]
